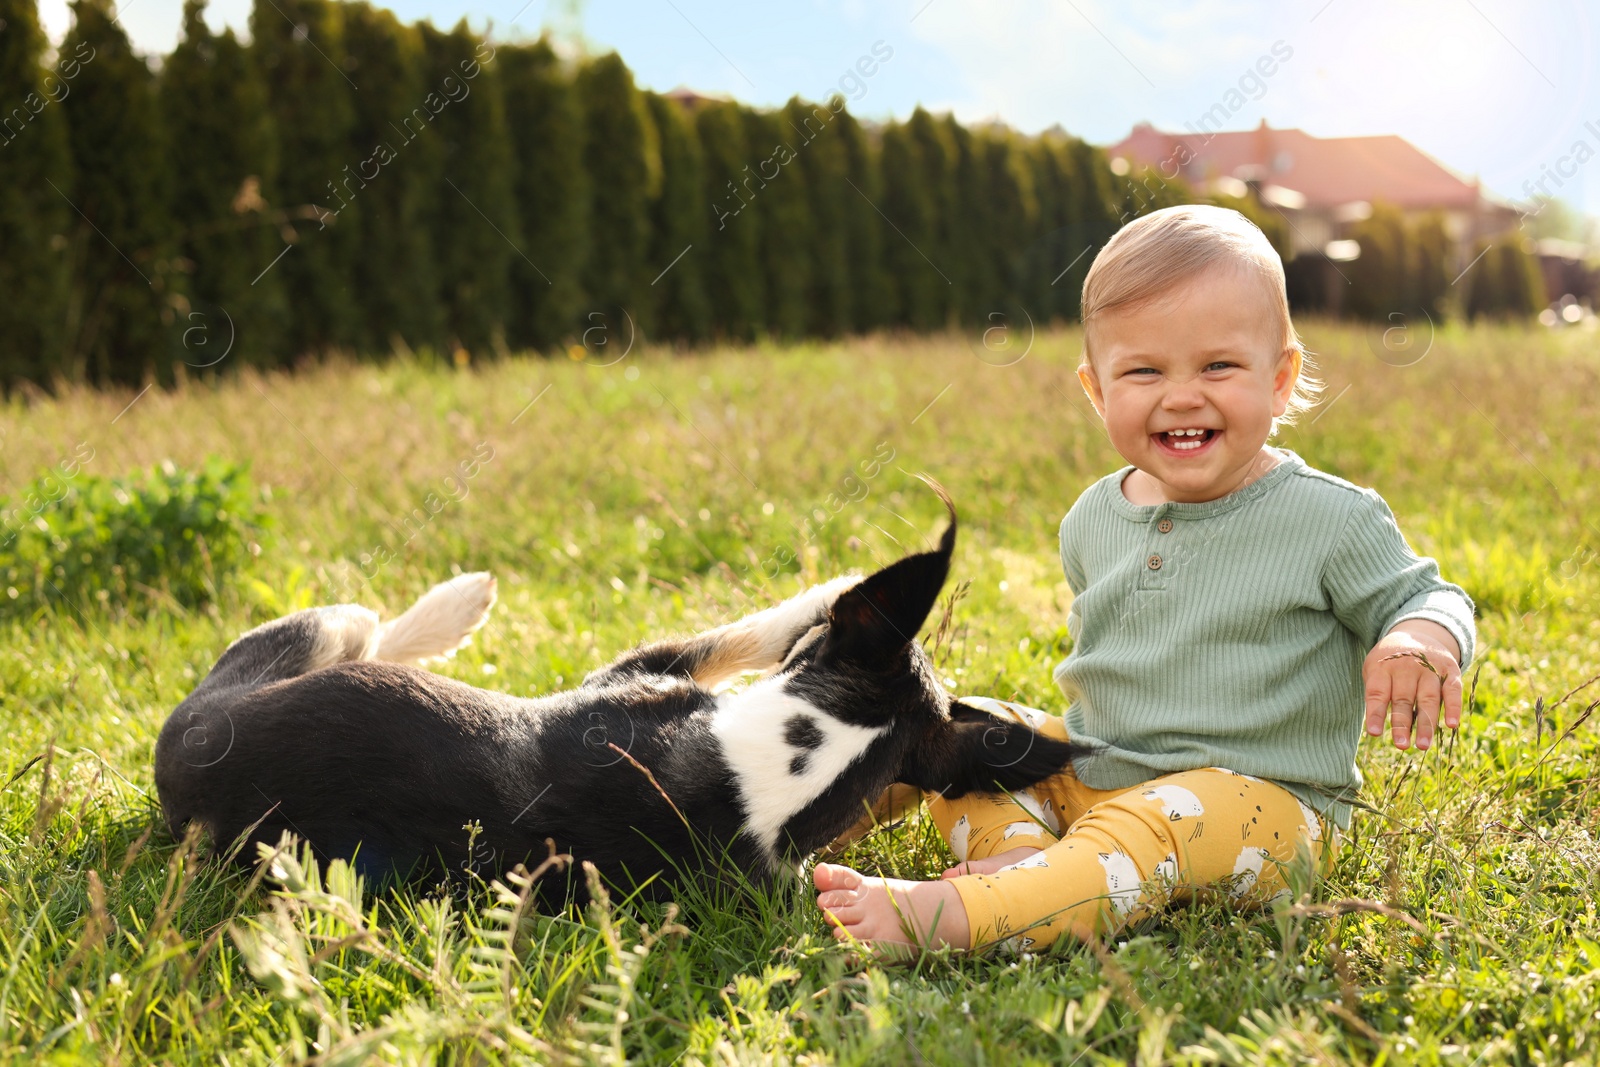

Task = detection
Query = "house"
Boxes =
[1104,120,1521,264]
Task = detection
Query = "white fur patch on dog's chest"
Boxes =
[710,683,887,859]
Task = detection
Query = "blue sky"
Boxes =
[40,0,1600,209]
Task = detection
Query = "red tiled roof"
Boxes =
[1107,121,1482,211]
[661,86,732,107]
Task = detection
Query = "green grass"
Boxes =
[1,319,1597,1065]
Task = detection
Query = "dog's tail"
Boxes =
[376,572,498,665]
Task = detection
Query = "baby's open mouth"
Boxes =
[1153,428,1218,453]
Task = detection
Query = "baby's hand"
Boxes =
[1362,620,1463,751]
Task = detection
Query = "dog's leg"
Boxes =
[187,604,382,698]
[582,574,861,690]
[157,603,383,800]
[375,572,498,666]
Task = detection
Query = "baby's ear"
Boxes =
[1272,345,1302,414]
[1076,362,1107,419]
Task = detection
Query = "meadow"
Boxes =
[0,319,1596,1065]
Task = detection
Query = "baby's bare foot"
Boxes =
[813,863,970,954]
[940,846,1043,879]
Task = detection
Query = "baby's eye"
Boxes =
[1125,367,1160,377]
[1204,361,1237,372]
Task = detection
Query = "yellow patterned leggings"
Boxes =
[927,699,1339,952]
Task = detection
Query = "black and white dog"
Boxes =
[155,502,1085,900]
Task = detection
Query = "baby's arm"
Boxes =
[1324,491,1476,753]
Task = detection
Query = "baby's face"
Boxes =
[1078,267,1296,503]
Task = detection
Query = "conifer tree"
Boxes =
[644,91,711,343]
[1464,238,1501,319]
[251,0,361,356]
[1017,134,1116,325]
[341,1,442,355]
[501,36,588,352]
[0,0,73,385]
[1061,137,1118,321]
[162,0,288,369]
[576,51,658,337]
[1409,211,1453,320]
[1502,239,1547,317]
[419,20,515,357]
[906,108,957,328]
[741,107,809,338]
[974,126,1038,327]
[833,107,887,333]
[784,96,850,337]
[879,115,944,330]
[941,114,982,323]
[946,120,1038,340]
[695,99,763,340]
[59,0,176,384]
[997,129,1044,292]
[1022,133,1070,323]
[1347,202,1410,319]
[1467,237,1545,319]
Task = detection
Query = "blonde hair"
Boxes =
[1080,205,1321,431]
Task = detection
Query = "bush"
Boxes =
[1466,237,1547,320]
[1346,204,1456,321]
[0,457,270,615]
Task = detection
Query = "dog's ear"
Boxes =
[818,483,955,669]
[897,702,1088,798]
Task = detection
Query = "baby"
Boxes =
[813,204,1475,953]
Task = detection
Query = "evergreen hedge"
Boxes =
[0,0,1543,388]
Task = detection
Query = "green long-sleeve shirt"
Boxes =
[1052,448,1475,829]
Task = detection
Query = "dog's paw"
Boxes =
[377,572,498,665]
